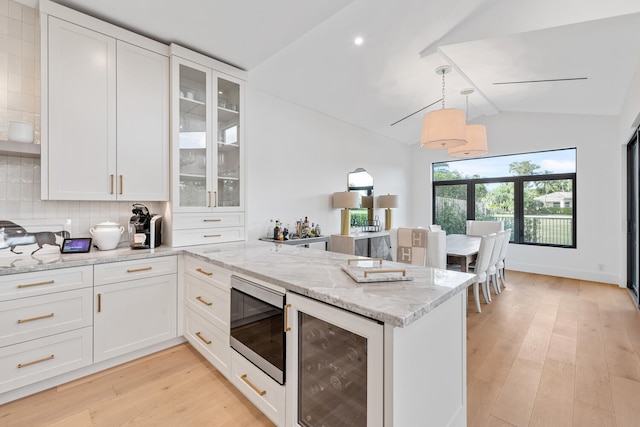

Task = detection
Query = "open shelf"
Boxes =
[0,140,40,158]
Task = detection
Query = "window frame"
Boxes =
[432,167,576,248]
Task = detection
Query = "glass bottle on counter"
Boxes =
[274,220,280,241]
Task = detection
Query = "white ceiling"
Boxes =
[45,0,640,144]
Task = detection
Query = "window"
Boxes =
[433,148,576,247]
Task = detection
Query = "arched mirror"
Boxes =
[347,168,379,231]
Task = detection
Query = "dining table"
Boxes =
[446,234,482,272]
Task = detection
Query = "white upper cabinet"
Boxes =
[42,14,169,201]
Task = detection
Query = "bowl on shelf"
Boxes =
[8,121,33,143]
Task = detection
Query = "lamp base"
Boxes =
[341,208,351,235]
[384,208,392,230]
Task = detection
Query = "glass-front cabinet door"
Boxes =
[173,57,243,212]
[286,293,383,427]
[216,76,242,208]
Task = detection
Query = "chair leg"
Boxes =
[473,282,481,313]
[492,274,500,294]
[481,279,491,304]
[499,268,506,288]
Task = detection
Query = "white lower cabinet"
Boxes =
[0,324,93,394]
[230,349,286,427]
[286,292,384,427]
[183,256,231,376]
[93,257,177,363]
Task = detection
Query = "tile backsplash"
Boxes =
[0,1,167,246]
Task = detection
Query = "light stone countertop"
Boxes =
[185,240,475,327]
[0,240,475,328]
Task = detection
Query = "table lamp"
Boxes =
[378,194,399,230]
[333,191,361,235]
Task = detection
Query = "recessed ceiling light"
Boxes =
[218,90,223,94]
[354,37,364,46]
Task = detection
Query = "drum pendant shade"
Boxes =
[448,123,488,157]
[420,108,467,149]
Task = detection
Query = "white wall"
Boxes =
[245,86,411,240]
[410,111,621,285]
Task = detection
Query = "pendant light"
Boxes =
[420,65,467,149]
[448,88,488,158]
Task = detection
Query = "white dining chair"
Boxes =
[467,233,496,313]
[486,230,508,297]
[495,229,512,291]
[466,220,504,236]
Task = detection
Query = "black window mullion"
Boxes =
[467,182,475,220]
[513,178,524,243]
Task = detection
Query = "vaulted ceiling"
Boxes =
[46,0,640,144]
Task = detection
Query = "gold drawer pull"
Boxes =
[97,293,102,312]
[127,267,152,273]
[203,219,222,222]
[204,234,221,238]
[18,313,54,324]
[119,175,123,195]
[347,258,382,265]
[364,269,406,278]
[196,268,213,276]
[195,332,211,345]
[18,354,54,369]
[241,374,266,396]
[208,191,212,208]
[110,174,114,194]
[196,296,213,306]
[17,280,55,289]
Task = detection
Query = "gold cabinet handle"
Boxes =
[204,234,221,238]
[364,269,406,278]
[240,374,266,396]
[196,296,212,306]
[17,313,54,324]
[203,219,222,222]
[119,175,123,195]
[18,354,54,369]
[284,303,292,332]
[196,268,213,276]
[208,191,212,208]
[97,293,102,312]
[17,280,54,289]
[195,332,211,345]
[110,174,114,194]
[127,267,152,273]
[214,191,218,208]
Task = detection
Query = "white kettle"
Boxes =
[89,221,124,251]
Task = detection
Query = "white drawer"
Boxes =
[172,227,244,247]
[173,212,244,230]
[184,256,231,288]
[0,288,93,348]
[184,308,230,377]
[0,327,93,394]
[230,349,285,427]
[185,274,229,332]
[94,256,177,286]
[0,266,93,302]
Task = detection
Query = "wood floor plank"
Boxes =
[44,410,92,427]
[490,357,544,426]
[610,375,640,427]
[573,400,616,427]
[546,333,576,365]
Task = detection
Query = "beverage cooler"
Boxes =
[286,293,383,427]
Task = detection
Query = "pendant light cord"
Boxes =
[441,70,446,109]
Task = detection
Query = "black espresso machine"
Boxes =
[128,203,162,249]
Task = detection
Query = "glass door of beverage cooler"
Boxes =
[286,293,383,427]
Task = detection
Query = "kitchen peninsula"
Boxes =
[0,242,473,426]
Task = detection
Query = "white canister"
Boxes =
[8,121,34,143]
[89,221,124,250]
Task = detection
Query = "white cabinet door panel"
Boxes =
[47,16,116,200]
[116,40,169,201]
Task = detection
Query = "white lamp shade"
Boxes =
[362,195,373,208]
[448,124,488,158]
[333,191,361,209]
[420,108,467,149]
[378,194,398,209]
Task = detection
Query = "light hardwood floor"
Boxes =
[1,271,639,426]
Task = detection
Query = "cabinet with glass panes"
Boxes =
[168,44,246,247]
